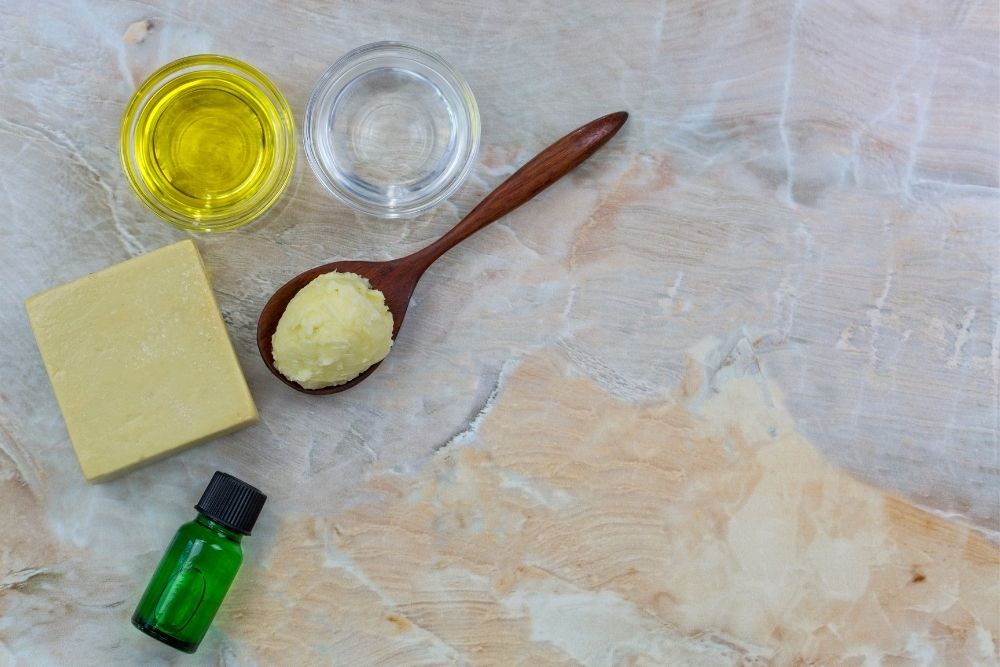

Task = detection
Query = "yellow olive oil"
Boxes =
[121,56,294,231]
[135,71,277,216]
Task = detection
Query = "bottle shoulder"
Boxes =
[176,519,244,559]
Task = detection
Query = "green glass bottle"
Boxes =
[132,471,266,653]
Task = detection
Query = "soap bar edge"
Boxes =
[82,414,259,483]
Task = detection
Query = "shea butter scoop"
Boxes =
[258,112,628,394]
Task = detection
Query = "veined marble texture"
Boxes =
[1,1,997,665]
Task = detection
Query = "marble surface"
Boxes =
[1,1,997,665]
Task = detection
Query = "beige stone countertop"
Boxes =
[1,1,997,665]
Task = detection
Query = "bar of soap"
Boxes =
[25,240,257,482]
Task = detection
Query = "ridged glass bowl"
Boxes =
[304,42,480,218]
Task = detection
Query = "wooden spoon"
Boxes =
[257,111,629,394]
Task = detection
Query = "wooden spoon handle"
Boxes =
[411,111,628,270]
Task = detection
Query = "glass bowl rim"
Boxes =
[303,41,481,219]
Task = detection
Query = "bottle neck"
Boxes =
[195,513,244,543]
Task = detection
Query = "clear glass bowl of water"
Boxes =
[304,42,480,218]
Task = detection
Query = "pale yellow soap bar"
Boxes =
[25,240,257,482]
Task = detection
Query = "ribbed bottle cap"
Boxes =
[195,471,267,535]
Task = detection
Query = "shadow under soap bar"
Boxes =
[25,240,257,482]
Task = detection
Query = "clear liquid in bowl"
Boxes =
[331,67,459,203]
[304,42,480,218]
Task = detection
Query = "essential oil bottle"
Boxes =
[131,471,266,653]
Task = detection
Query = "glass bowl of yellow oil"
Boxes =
[121,55,295,232]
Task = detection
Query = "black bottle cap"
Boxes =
[195,471,267,535]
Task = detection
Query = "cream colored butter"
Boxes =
[25,240,257,482]
[271,272,393,389]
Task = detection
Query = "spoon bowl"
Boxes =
[257,257,421,394]
[258,111,628,394]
